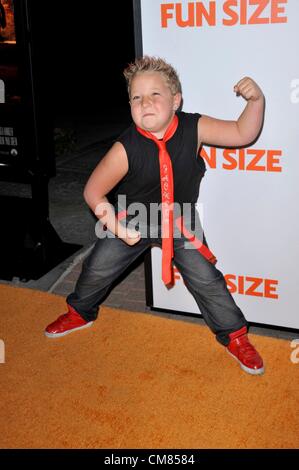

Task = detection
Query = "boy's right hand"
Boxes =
[121,228,141,246]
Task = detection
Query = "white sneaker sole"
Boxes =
[44,321,94,338]
[226,348,265,375]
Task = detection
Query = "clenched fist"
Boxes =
[121,227,141,246]
[233,77,264,102]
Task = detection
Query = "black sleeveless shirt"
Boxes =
[114,111,206,224]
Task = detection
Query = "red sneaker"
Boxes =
[45,304,94,338]
[227,326,264,375]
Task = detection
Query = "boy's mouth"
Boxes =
[143,113,155,117]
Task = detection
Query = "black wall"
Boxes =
[32,0,136,115]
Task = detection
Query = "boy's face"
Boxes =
[130,71,181,138]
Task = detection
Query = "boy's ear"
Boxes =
[173,93,182,110]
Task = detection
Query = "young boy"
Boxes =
[45,56,265,376]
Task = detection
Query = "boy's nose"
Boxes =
[141,96,152,107]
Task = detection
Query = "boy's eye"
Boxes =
[132,96,140,101]
[152,92,160,96]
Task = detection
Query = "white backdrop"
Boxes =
[139,0,299,329]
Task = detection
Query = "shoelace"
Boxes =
[60,313,74,323]
[236,336,259,359]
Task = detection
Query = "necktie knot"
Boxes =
[156,140,166,152]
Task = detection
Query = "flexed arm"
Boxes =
[198,77,265,148]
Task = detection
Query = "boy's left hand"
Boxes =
[233,77,264,102]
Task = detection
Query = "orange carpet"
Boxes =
[0,284,298,449]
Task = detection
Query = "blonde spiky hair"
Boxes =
[123,56,182,98]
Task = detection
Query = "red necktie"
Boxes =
[136,115,178,286]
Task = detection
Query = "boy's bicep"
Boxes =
[84,142,128,200]
[198,114,243,147]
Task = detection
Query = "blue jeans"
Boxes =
[67,225,248,346]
